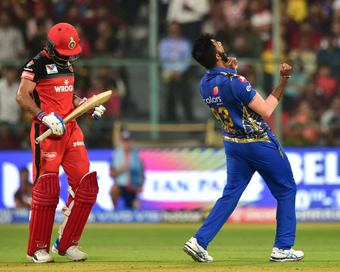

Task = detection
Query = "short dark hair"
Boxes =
[191,33,217,69]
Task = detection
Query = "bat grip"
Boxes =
[35,129,52,144]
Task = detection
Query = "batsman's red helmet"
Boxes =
[47,23,81,56]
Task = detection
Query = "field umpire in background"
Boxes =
[183,33,304,263]
[16,23,106,263]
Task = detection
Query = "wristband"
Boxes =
[36,111,46,121]
[282,76,291,78]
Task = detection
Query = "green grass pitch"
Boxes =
[0,223,339,271]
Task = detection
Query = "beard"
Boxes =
[218,51,228,63]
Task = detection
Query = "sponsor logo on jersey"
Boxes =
[46,64,58,74]
[43,152,57,161]
[238,76,247,83]
[24,67,33,71]
[54,79,73,92]
[246,85,251,92]
[203,96,222,104]
[26,60,34,67]
[213,86,218,95]
[21,71,35,80]
[73,141,85,147]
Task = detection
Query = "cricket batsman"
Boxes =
[16,23,106,263]
[182,33,304,262]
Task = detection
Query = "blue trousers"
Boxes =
[194,131,297,250]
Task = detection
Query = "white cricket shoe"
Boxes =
[270,247,304,262]
[52,238,87,261]
[182,237,213,263]
[27,249,54,263]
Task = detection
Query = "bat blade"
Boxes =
[35,90,112,144]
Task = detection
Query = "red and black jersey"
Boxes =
[21,50,76,120]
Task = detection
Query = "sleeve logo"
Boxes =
[26,60,34,67]
[21,71,35,80]
[238,76,248,83]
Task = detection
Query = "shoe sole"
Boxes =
[27,254,54,263]
[52,245,87,261]
[270,256,304,262]
[182,245,213,263]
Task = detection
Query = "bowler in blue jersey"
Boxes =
[182,33,304,263]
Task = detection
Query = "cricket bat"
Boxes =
[35,90,112,144]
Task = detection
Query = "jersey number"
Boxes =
[211,107,234,127]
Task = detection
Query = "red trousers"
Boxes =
[30,120,90,189]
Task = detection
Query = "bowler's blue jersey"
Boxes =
[200,67,270,140]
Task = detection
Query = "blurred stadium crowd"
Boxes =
[0,0,340,149]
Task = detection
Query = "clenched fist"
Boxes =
[225,57,238,70]
[279,63,292,78]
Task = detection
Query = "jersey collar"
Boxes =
[43,49,52,59]
[206,67,236,74]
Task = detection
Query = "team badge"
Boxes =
[238,76,247,83]
[68,36,76,49]
[26,60,34,67]
[46,64,58,74]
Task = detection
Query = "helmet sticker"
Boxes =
[68,36,76,49]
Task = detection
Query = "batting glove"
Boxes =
[37,111,66,135]
[92,105,106,120]
[80,96,106,120]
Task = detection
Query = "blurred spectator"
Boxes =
[315,65,339,98]
[0,124,21,149]
[289,37,317,80]
[318,34,340,77]
[0,0,29,31]
[87,75,121,119]
[284,123,314,147]
[229,17,263,58]
[210,0,248,37]
[280,1,300,44]
[320,96,340,146]
[58,4,85,26]
[159,21,193,121]
[110,131,145,210]
[286,0,308,23]
[14,167,33,208]
[294,80,328,121]
[27,20,48,56]
[166,0,210,43]
[0,67,21,124]
[329,20,340,49]
[26,4,54,43]
[308,1,331,32]
[74,22,92,58]
[261,39,288,95]
[95,20,124,58]
[289,19,322,51]
[282,62,307,113]
[289,100,321,144]
[0,11,25,60]
[248,0,272,42]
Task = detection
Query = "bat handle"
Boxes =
[35,129,52,144]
